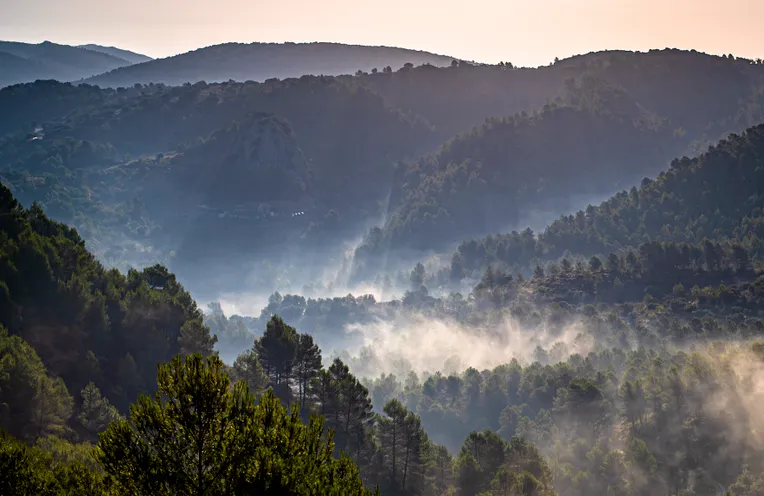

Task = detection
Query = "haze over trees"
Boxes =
[3,40,764,495]
[2,47,764,296]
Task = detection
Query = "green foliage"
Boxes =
[0,325,73,442]
[76,382,121,442]
[0,431,105,496]
[0,184,214,412]
[230,349,269,397]
[0,431,57,495]
[97,353,374,495]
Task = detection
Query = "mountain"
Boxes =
[347,97,678,282]
[354,48,764,139]
[6,39,764,496]
[3,49,764,297]
[441,122,764,285]
[0,40,132,88]
[0,76,435,294]
[77,43,153,64]
[82,42,456,87]
[346,53,764,282]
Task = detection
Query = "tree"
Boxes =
[0,431,105,496]
[327,359,375,461]
[410,262,426,289]
[178,319,218,356]
[427,444,453,495]
[77,382,121,441]
[254,315,299,401]
[533,265,545,279]
[294,333,323,415]
[230,349,269,397]
[0,327,73,442]
[377,399,427,494]
[97,353,375,495]
[0,433,56,495]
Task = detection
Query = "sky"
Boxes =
[1,0,763,67]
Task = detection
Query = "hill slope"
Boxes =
[0,41,132,88]
[354,48,764,138]
[3,50,764,296]
[83,42,456,86]
[445,122,764,283]
[0,182,211,411]
[77,43,153,64]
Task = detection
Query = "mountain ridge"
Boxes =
[77,43,153,64]
[0,40,132,88]
[81,41,458,87]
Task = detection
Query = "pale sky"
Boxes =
[1,0,762,67]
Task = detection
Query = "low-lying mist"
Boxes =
[333,313,594,379]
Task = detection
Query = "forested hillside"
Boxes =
[205,229,764,495]
[440,122,764,286]
[3,49,764,297]
[356,49,764,138]
[0,184,559,495]
[0,183,215,411]
[350,96,676,281]
[5,43,764,494]
[0,76,435,290]
[349,56,764,281]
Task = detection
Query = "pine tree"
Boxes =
[254,315,299,402]
[97,353,376,495]
[294,333,323,416]
[77,382,121,441]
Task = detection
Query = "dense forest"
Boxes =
[433,122,764,288]
[3,48,764,296]
[0,185,557,495]
[5,44,764,495]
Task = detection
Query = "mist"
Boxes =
[335,312,593,380]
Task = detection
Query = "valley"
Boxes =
[3,39,764,496]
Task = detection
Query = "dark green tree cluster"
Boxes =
[1,352,377,495]
[0,183,215,413]
[231,314,559,496]
[98,354,374,495]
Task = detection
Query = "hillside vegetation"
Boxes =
[2,51,762,291]
[440,122,764,287]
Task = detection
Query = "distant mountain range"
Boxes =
[82,42,456,87]
[77,44,154,64]
[0,40,456,89]
[0,41,137,88]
